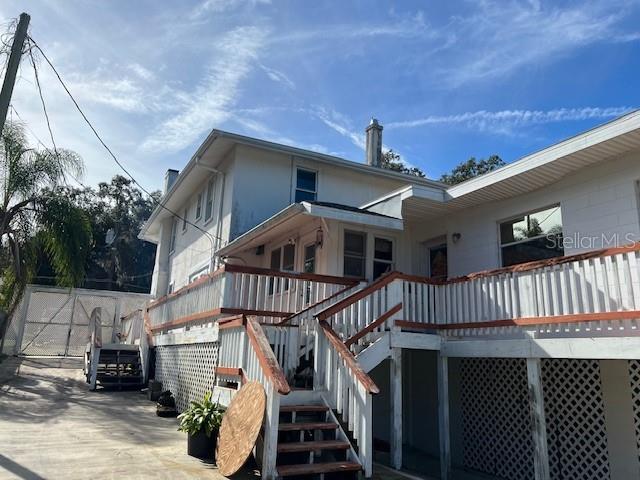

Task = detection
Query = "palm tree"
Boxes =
[0,123,92,329]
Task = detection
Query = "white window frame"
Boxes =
[294,167,318,203]
[188,265,210,284]
[169,218,177,254]
[372,235,394,279]
[343,230,367,279]
[195,192,203,220]
[204,178,215,223]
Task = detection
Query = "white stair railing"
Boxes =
[216,316,290,480]
[314,320,378,477]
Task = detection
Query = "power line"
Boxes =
[25,36,224,254]
[26,42,56,152]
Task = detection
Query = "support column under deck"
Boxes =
[437,354,451,480]
[390,347,402,470]
[526,358,550,480]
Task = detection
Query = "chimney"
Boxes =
[164,169,179,194]
[365,118,383,167]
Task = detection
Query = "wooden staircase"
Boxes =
[86,344,144,390]
[276,399,361,478]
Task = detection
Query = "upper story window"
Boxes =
[373,237,394,279]
[500,205,564,267]
[182,207,188,232]
[169,218,177,253]
[205,179,215,222]
[344,231,366,278]
[195,192,203,220]
[295,168,317,203]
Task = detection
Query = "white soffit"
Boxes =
[366,110,640,222]
[217,202,403,257]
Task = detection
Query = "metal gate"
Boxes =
[3,285,149,357]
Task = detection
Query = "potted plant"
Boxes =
[178,391,224,460]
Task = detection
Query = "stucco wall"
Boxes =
[408,152,640,278]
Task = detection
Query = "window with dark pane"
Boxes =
[373,237,393,280]
[499,205,564,267]
[295,168,317,203]
[344,231,366,278]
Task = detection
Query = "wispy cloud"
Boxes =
[260,64,295,89]
[433,1,639,86]
[313,107,366,150]
[387,107,635,131]
[190,0,271,18]
[141,26,267,152]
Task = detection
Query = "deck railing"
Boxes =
[215,316,290,479]
[318,243,640,343]
[147,265,359,333]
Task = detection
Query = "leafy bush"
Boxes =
[178,391,224,437]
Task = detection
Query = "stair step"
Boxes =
[277,440,350,453]
[278,422,338,432]
[277,461,361,476]
[280,405,329,413]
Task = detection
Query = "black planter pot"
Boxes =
[187,429,218,460]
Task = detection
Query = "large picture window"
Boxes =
[295,168,317,203]
[344,231,366,278]
[500,205,564,267]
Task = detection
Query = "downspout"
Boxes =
[195,157,225,272]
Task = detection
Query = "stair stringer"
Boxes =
[355,332,391,373]
[318,391,364,473]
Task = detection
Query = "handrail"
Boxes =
[396,310,640,331]
[316,271,402,320]
[217,315,290,395]
[344,303,402,348]
[318,320,379,394]
[277,281,363,326]
[223,264,360,286]
[441,241,640,284]
[147,266,226,310]
[147,264,360,312]
[246,317,291,394]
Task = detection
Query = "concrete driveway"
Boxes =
[0,356,260,480]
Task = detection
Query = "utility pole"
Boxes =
[0,12,30,136]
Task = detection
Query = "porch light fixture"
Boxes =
[316,228,324,248]
[452,232,462,243]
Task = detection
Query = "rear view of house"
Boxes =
[139,112,640,479]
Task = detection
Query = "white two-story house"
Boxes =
[140,112,640,480]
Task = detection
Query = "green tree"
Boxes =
[439,155,505,185]
[381,150,426,178]
[54,176,160,293]
[0,123,92,320]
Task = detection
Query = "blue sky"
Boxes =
[4,0,640,189]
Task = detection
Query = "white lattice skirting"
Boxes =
[460,358,616,480]
[629,360,640,465]
[154,342,219,412]
[460,358,534,480]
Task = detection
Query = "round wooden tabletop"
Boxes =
[216,381,266,476]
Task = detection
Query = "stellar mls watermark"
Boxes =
[546,232,637,250]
